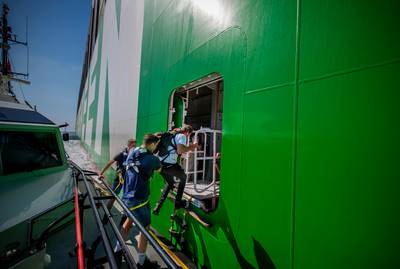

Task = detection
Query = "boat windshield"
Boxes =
[0,130,63,176]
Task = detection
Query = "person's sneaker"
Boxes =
[137,258,159,269]
[152,203,161,215]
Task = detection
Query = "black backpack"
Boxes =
[154,132,178,161]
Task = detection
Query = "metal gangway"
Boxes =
[68,161,189,269]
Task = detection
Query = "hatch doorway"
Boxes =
[168,73,223,212]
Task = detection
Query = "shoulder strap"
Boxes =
[171,133,177,150]
[130,148,152,178]
[159,133,178,164]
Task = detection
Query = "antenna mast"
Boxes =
[0,3,30,101]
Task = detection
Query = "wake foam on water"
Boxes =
[63,140,101,173]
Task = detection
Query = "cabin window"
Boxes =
[0,130,63,176]
[169,73,223,212]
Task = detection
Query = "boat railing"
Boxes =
[70,161,182,269]
[70,161,134,268]
[11,161,183,269]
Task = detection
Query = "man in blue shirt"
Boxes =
[118,134,161,268]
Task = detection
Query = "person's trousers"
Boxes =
[157,163,187,208]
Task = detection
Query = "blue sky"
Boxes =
[3,0,90,130]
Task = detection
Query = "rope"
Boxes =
[113,172,124,192]
[129,199,149,211]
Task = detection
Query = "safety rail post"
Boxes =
[99,179,182,269]
[203,131,207,181]
[193,131,198,184]
[212,130,217,210]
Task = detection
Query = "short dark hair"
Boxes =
[143,134,159,145]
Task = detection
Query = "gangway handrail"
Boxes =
[73,163,181,269]
[70,161,119,269]
[92,183,137,268]
[24,162,140,269]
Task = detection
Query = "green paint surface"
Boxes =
[102,63,111,162]
[135,1,400,268]
[88,14,104,150]
[294,63,400,269]
[75,0,400,268]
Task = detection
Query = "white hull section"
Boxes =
[76,0,144,165]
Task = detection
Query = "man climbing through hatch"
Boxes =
[117,134,161,268]
[99,138,136,209]
[152,125,198,215]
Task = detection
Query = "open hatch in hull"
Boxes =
[169,73,223,212]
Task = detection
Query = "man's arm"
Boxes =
[176,143,198,155]
[99,159,115,178]
[153,157,162,173]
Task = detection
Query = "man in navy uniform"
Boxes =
[118,134,161,268]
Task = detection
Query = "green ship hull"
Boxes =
[76,1,400,268]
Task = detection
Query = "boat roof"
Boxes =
[0,100,55,125]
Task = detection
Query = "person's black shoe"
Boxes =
[137,258,159,269]
[174,200,189,210]
[118,215,128,227]
[101,215,108,225]
[114,250,123,268]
